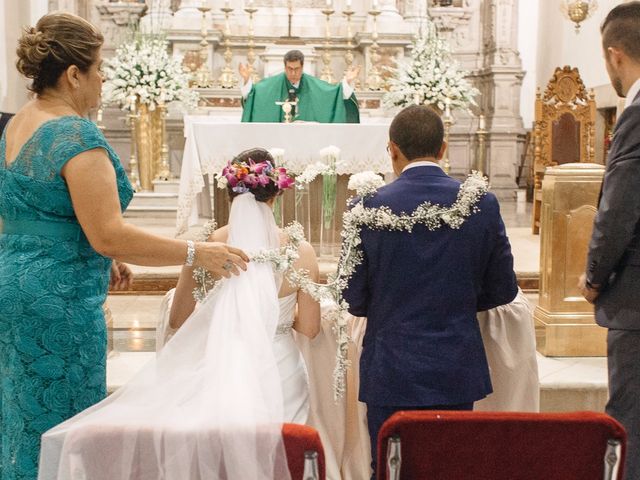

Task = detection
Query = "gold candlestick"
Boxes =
[320,8,335,83]
[343,9,355,72]
[96,106,105,131]
[476,114,487,175]
[366,9,383,91]
[155,96,171,181]
[244,6,260,83]
[195,3,213,88]
[442,102,454,175]
[218,6,236,89]
[127,98,141,192]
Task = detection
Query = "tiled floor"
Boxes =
[107,199,609,412]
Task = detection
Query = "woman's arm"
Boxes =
[62,149,248,277]
[169,227,228,329]
[293,241,321,339]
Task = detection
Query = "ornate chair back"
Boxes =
[532,66,596,234]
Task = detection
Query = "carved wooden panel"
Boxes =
[532,66,596,233]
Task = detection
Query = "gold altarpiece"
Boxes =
[532,66,596,234]
[534,163,605,357]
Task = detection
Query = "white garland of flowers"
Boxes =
[192,172,489,399]
[102,34,198,110]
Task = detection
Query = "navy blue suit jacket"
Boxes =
[343,166,518,407]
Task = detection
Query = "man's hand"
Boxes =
[110,261,133,291]
[238,63,250,84]
[579,273,600,304]
[345,64,361,85]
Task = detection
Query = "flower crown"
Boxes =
[220,158,295,194]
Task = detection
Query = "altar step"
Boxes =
[110,270,541,295]
[124,180,181,218]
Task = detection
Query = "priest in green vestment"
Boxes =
[239,50,360,123]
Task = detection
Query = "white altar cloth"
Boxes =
[177,116,391,235]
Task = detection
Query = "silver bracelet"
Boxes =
[185,240,196,266]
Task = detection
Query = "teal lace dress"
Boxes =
[0,116,133,479]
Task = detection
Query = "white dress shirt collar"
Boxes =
[402,160,442,173]
[625,78,640,108]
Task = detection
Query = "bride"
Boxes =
[38,148,321,480]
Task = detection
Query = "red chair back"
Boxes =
[377,410,626,480]
[282,423,326,480]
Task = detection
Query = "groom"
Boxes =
[343,105,518,475]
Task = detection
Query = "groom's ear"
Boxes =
[435,141,447,161]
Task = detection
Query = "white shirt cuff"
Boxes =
[342,79,354,99]
[241,79,253,99]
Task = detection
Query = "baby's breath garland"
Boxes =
[191,172,489,399]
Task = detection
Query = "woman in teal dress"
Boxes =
[0,13,249,480]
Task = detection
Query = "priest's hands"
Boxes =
[345,64,361,85]
[238,63,250,84]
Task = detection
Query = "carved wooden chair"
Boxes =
[532,66,596,234]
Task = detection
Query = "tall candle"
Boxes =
[372,0,378,9]
[444,98,451,118]
[479,114,486,130]
[346,0,352,7]
[96,108,103,123]
[326,0,332,6]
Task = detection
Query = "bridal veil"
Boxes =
[39,193,291,480]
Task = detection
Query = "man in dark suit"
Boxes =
[581,4,640,478]
[0,112,14,137]
[343,105,518,476]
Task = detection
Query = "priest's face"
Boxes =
[285,60,303,85]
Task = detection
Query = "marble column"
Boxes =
[140,0,174,33]
[478,0,525,199]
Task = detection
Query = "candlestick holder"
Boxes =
[195,3,213,88]
[320,8,335,83]
[343,8,357,84]
[366,9,383,91]
[96,106,105,131]
[155,99,172,181]
[476,115,487,175]
[244,6,260,83]
[126,103,141,192]
[218,6,237,89]
[442,109,454,175]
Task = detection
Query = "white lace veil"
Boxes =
[38,193,291,480]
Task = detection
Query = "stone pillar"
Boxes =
[140,0,174,33]
[534,163,606,356]
[478,0,525,200]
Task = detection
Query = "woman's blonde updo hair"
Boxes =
[16,12,103,94]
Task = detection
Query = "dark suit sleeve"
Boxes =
[477,195,518,312]
[342,242,370,317]
[587,105,640,287]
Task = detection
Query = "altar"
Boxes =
[177,117,393,244]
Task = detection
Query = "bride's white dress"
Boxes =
[273,293,310,424]
[158,289,310,425]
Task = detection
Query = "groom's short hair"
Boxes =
[389,105,444,160]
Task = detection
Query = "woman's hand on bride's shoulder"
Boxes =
[194,242,249,278]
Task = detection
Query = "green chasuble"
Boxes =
[241,72,360,123]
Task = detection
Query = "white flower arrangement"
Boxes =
[102,34,198,111]
[383,22,479,112]
[348,171,386,197]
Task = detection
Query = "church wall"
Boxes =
[536,0,624,94]
[516,0,539,129]
[0,0,48,113]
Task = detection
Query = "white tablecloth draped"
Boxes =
[177,117,392,235]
